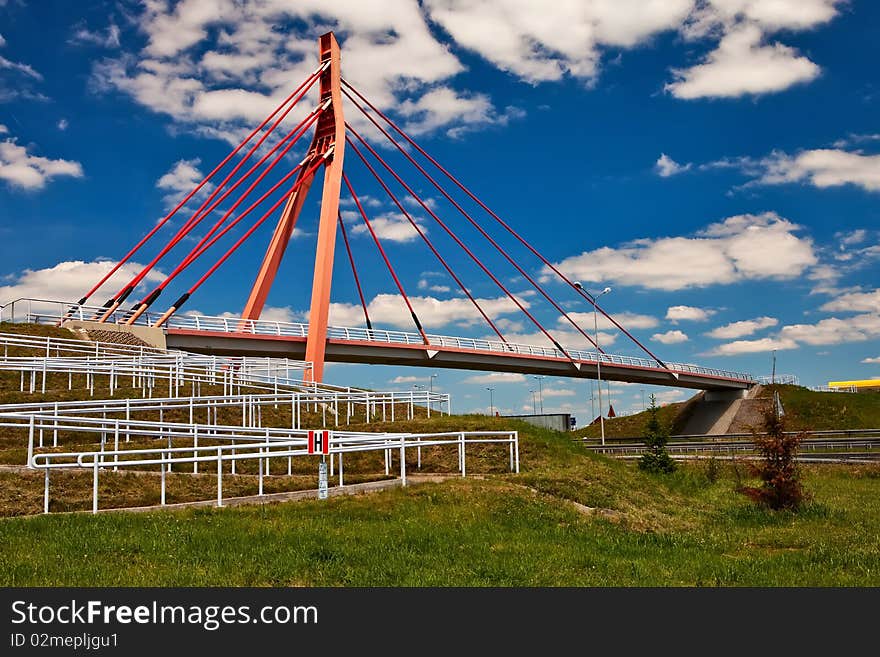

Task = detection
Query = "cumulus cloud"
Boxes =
[155,158,213,209]
[820,289,880,313]
[705,316,778,339]
[862,356,880,364]
[667,23,819,99]
[655,153,691,177]
[0,260,166,308]
[541,387,576,398]
[705,336,798,356]
[425,0,693,83]
[350,212,426,243]
[751,149,880,192]
[651,330,689,344]
[87,1,842,150]
[780,314,880,346]
[708,312,880,355]
[666,306,715,322]
[327,292,528,330]
[547,212,817,291]
[462,372,526,384]
[391,375,430,383]
[0,129,84,190]
[564,311,659,331]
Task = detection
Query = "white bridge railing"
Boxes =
[2,297,754,383]
[14,411,517,513]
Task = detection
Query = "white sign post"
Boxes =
[318,460,328,500]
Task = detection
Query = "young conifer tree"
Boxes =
[638,395,676,474]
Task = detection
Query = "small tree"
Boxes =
[639,395,676,474]
[738,402,807,510]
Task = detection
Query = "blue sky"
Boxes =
[1,0,878,421]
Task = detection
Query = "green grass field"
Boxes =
[2,321,880,586]
[2,425,879,586]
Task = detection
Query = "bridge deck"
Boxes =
[165,324,753,391]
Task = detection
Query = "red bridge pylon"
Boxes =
[72,31,672,385]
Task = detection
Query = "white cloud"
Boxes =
[56,119,69,131]
[391,375,430,383]
[667,23,819,99]
[463,372,526,384]
[666,305,715,322]
[351,213,425,243]
[425,0,693,83]
[397,86,522,137]
[0,260,166,308]
[651,330,689,344]
[541,387,576,398]
[0,130,84,190]
[564,311,659,331]
[327,292,527,330]
[753,149,880,192]
[86,1,843,147]
[0,54,42,80]
[494,328,617,352]
[0,34,5,48]
[155,158,213,209]
[862,356,880,364]
[820,289,880,314]
[781,314,880,346]
[69,22,121,48]
[655,153,691,177]
[548,212,816,291]
[838,229,868,248]
[705,316,778,339]
[705,336,798,356]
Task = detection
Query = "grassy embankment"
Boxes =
[1,322,880,586]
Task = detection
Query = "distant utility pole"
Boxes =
[771,350,777,385]
[487,387,495,416]
[529,389,537,415]
[532,375,544,414]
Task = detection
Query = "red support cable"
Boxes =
[100,69,324,321]
[342,78,668,368]
[345,127,573,361]
[338,211,372,330]
[164,107,324,280]
[127,154,313,324]
[344,87,602,353]
[124,107,323,325]
[136,75,321,284]
[69,63,326,318]
[342,172,428,344]
[345,139,507,343]
[153,156,329,327]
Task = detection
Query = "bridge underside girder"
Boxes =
[166,330,751,391]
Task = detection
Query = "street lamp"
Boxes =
[486,387,495,416]
[574,282,611,445]
[532,375,544,414]
[529,389,537,414]
[429,373,438,394]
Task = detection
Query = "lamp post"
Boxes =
[429,373,438,394]
[574,282,611,445]
[529,389,537,414]
[486,387,495,416]
[532,375,544,414]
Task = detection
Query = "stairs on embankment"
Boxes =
[677,385,764,436]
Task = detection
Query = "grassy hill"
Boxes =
[1,412,880,585]
[2,322,880,585]
[576,384,880,440]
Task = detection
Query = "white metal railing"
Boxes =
[2,297,754,383]
[19,412,517,513]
